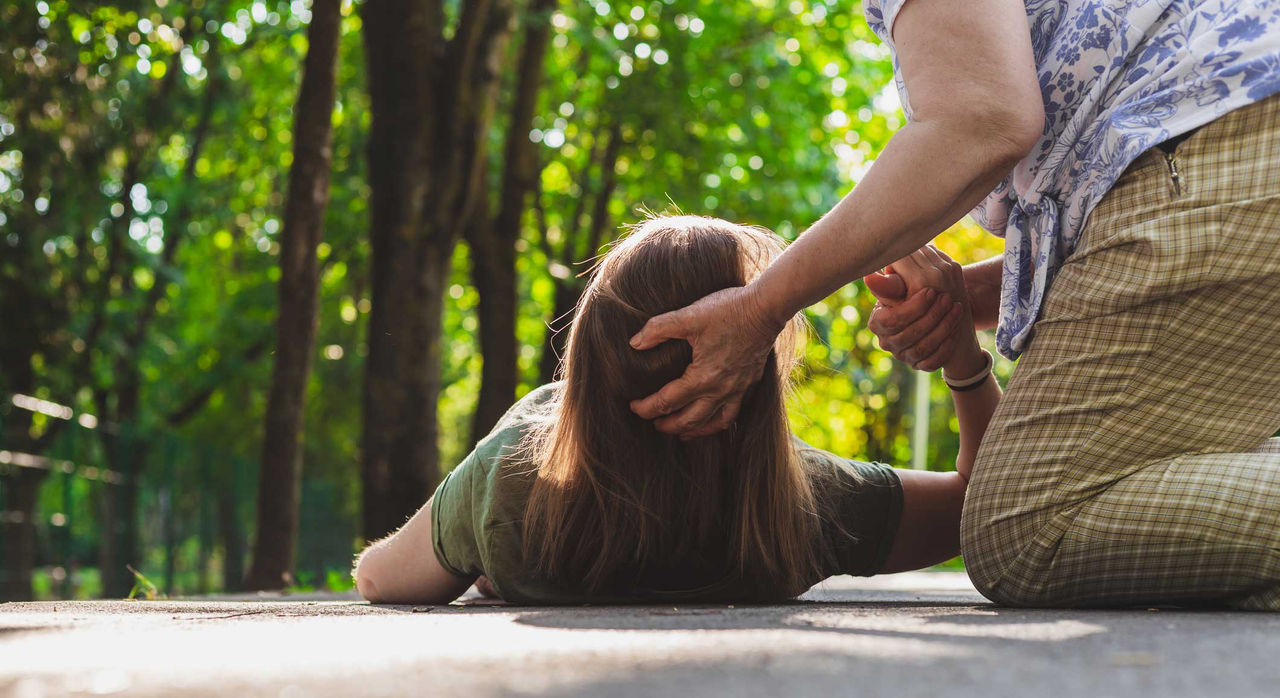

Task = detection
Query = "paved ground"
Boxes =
[3,572,1279,697]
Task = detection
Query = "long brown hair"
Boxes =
[521,215,820,596]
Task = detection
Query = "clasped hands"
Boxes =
[865,245,987,381]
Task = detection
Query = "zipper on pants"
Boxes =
[1163,150,1182,196]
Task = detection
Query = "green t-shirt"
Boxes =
[432,383,903,604]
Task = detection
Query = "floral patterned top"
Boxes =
[864,0,1280,358]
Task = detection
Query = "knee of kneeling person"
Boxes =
[965,563,1052,607]
[959,507,1041,605]
[959,531,1005,602]
[961,523,1069,606]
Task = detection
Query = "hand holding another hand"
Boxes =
[866,245,986,379]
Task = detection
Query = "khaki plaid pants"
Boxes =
[961,93,1280,610]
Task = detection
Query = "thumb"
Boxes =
[864,271,907,302]
[630,311,682,350]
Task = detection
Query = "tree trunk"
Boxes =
[197,455,212,595]
[360,0,514,542]
[218,482,245,593]
[468,218,519,444]
[97,462,119,597]
[362,237,453,540]
[100,437,146,598]
[1,468,46,601]
[0,318,41,601]
[99,377,146,598]
[243,0,342,591]
[467,0,557,445]
[360,0,437,542]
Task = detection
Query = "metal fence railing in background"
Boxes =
[0,392,251,600]
[1,394,118,599]
[0,391,356,601]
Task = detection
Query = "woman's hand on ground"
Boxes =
[866,245,983,374]
[474,575,498,598]
[628,285,786,438]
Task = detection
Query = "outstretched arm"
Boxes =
[353,496,476,604]
[876,247,1003,572]
[628,0,1041,437]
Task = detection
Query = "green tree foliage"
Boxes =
[0,0,1008,599]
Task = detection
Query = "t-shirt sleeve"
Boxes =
[430,383,562,581]
[806,448,904,577]
[431,450,485,578]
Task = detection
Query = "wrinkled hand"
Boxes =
[628,285,784,438]
[865,245,978,372]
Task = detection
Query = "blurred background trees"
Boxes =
[0,0,1006,601]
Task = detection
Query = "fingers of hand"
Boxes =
[679,396,743,439]
[926,243,958,267]
[902,303,964,366]
[921,244,964,292]
[654,395,723,436]
[893,248,924,275]
[889,248,941,294]
[863,271,908,302]
[880,293,952,351]
[630,375,698,419]
[630,311,680,351]
[868,288,938,338]
[912,342,955,372]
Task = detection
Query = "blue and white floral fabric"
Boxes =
[864,0,1280,358]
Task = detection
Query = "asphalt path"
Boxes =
[3,572,1277,697]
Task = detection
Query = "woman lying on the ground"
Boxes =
[352,215,998,604]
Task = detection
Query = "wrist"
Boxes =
[743,280,792,336]
[942,340,986,381]
[962,257,1003,331]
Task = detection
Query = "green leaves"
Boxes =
[5,0,1010,598]
[126,564,158,600]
